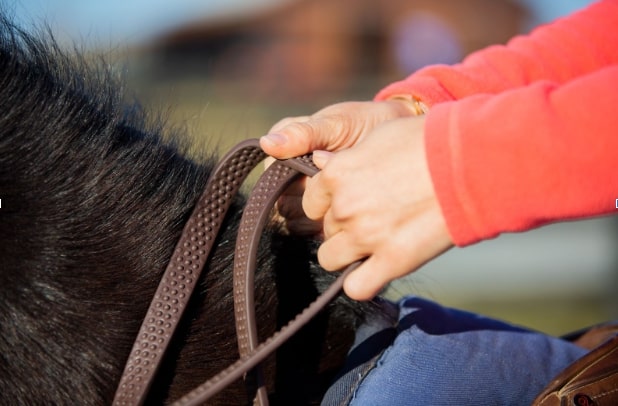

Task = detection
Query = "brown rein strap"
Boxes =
[173,266,358,406]
[113,139,352,405]
[232,152,319,406]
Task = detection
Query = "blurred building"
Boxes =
[141,0,527,103]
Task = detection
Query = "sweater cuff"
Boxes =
[424,73,618,246]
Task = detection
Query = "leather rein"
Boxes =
[112,138,357,405]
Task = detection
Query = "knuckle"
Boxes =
[317,115,352,148]
[270,115,309,133]
[281,121,308,136]
[329,196,352,222]
[282,120,323,143]
[301,192,323,220]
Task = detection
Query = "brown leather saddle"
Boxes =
[532,326,618,406]
[111,139,618,406]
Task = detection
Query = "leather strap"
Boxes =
[172,265,357,406]
[113,139,352,405]
[113,139,268,405]
[232,154,318,405]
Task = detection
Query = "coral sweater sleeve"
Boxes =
[374,0,618,246]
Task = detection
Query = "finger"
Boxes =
[268,115,311,134]
[343,214,453,301]
[261,118,349,159]
[302,172,332,221]
[321,208,343,240]
[261,116,312,159]
[261,100,420,159]
[343,256,390,300]
[261,106,366,159]
[316,231,367,271]
[311,150,333,169]
[274,149,330,223]
[342,253,402,301]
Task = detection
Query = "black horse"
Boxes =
[0,15,381,405]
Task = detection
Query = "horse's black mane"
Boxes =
[0,13,376,405]
[0,11,215,402]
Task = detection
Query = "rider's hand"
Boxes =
[261,101,452,301]
[262,100,419,236]
[306,116,452,300]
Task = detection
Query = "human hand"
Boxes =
[303,116,452,300]
[262,100,421,158]
[261,100,420,235]
[262,101,453,300]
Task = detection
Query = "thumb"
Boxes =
[261,100,412,159]
[260,115,354,160]
[341,256,396,301]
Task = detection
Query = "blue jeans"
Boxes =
[323,296,589,405]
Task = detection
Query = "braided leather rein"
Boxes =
[112,138,356,405]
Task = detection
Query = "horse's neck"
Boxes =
[0,20,369,403]
[0,72,228,402]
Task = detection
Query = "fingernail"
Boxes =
[261,133,287,146]
[312,150,333,168]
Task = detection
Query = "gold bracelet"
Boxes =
[389,95,429,116]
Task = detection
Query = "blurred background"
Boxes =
[10,0,616,335]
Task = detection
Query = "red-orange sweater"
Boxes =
[376,0,618,246]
